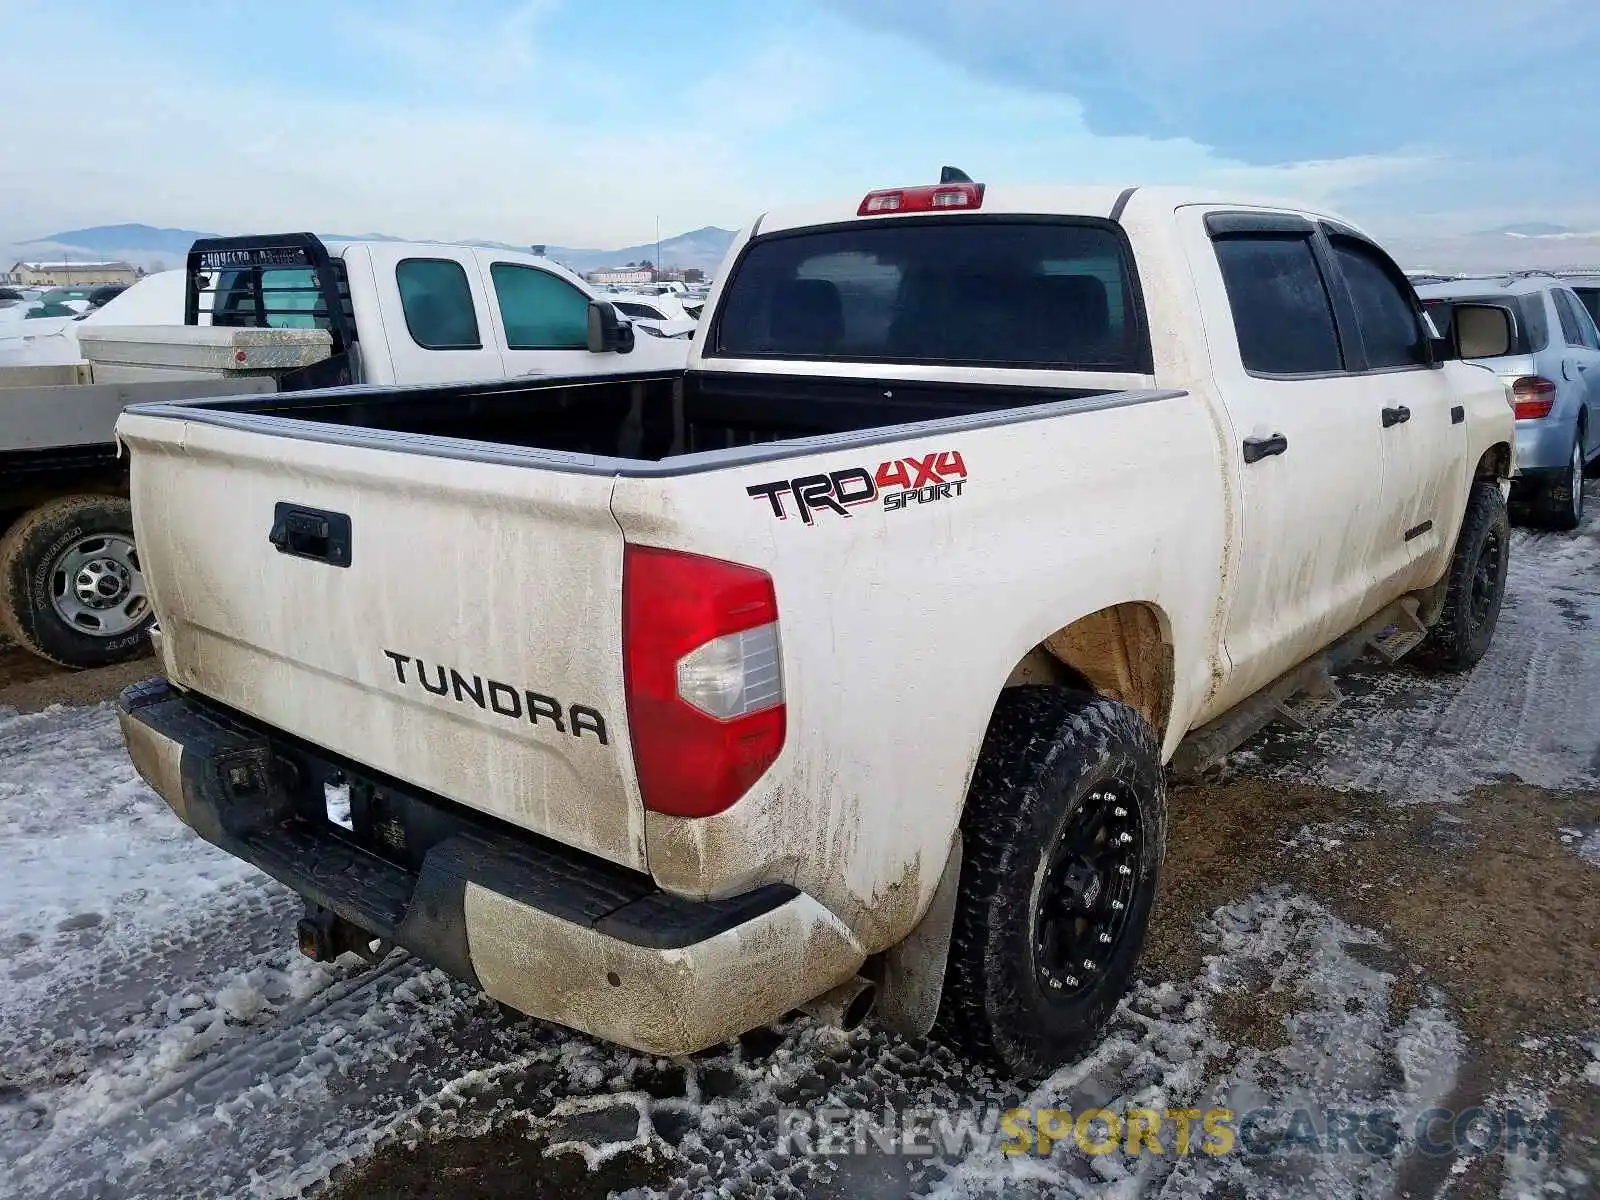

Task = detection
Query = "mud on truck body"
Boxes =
[115,177,1515,1078]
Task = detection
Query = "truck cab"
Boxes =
[187,234,689,387]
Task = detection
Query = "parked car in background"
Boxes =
[1419,273,1600,529]
[24,301,79,319]
[86,283,129,310]
[600,291,699,338]
[38,287,96,314]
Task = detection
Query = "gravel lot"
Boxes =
[1,484,1596,1200]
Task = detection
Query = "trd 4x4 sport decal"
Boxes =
[746,450,968,525]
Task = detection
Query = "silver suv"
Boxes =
[1418,273,1600,529]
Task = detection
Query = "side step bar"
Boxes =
[1171,596,1429,780]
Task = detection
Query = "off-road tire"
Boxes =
[1413,481,1510,672]
[935,687,1166,1080]
[0,494,154,669]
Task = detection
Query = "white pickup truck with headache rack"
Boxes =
[0,234,685,668]
[115,174,1516,1079]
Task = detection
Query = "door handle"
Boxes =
[1381,405,1412,428]
[269,502,353,567]
[1242,433,1288,463]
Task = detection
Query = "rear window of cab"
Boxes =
[710,219,1150,372]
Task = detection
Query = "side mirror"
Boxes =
[1447,303,1513,361]
[586,301,635,354]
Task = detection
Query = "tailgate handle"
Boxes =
[270,503,352,567]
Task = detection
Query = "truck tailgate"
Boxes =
[116,412,646,871]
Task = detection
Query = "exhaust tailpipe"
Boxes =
[799,975,878,1030]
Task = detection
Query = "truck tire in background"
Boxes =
[936,687,1167,1080]
[1413,480,1510,673]
[0,494,155,669]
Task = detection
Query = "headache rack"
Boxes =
[184,233,360,387]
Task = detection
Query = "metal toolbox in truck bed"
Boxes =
[77,324,333,382]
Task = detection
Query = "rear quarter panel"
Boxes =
[612,393,1226,953]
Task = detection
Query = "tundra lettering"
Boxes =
[381,650,608,743]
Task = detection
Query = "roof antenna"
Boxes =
[939,165,973,184]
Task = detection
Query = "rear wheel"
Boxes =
[0,495,155,669]
[936,687,1166,1080]
[1541,430,1586,531]
[1413,481,1510,672]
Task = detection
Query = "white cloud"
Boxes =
[0,4,765,245]
[0,0,1566,248]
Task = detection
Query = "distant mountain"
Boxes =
[1386,230,1600,274]
[542,227,737,274]
[12,223,737,276]
[19,222,216,257]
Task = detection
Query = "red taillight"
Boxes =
[858,182,985,217]
[623,546,785,819]
[1511,376,1556,420]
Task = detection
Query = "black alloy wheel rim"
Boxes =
[1032,785,1144,1001]
[1469,527,1503,626]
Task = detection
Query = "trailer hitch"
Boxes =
[295,904,390,964]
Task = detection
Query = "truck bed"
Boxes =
[1,376,276,509]
[138,370,1128,470]
[114,366,1175,872]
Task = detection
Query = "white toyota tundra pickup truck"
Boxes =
[114,176,1516,1079]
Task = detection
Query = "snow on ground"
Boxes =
[0,703,574,1199]
[2,486,1596,1198]
[1232,486,1600,808]
[2,704,1584,1199]
[1559,824,1600,868]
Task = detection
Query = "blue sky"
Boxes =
[3,0,1597,247]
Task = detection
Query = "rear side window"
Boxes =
[1518,294,1550,352]
[613,300,667,321]
[1571,291,1600,350]
[491,264,589,350]
[712,220,1148,370]
[1554,288,1600,350]
[1329,238,1428,369]
[1572,286,1600,329]
[396,259,481,350]
[1213,235,1343,375]
[1554,288,1586,346]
